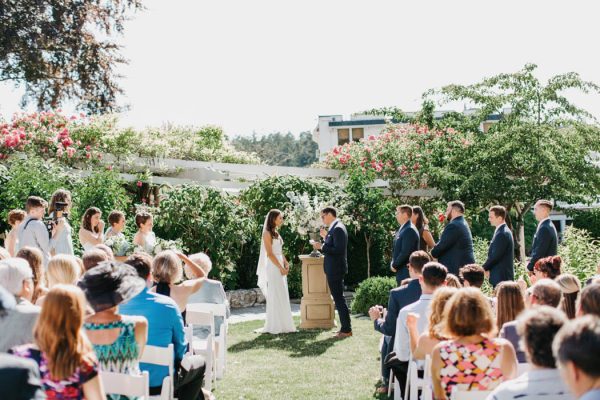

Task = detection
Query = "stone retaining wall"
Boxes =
[226,288,266,308]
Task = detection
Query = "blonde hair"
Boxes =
[47,254,82,287]
[152,250,182,283]
[34,285,95,380]
[429,287,458,339]
[556,273,581,319]
[445,274,462,288]
[442,288,495,338]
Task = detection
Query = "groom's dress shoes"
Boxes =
[333,331,352,339]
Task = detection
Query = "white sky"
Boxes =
[1,0,599,137]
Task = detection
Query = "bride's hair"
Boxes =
[266,209,282,239]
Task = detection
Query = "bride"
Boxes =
[257,209,296,334]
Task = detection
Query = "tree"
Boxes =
[424,64,600,260]
[231,131,318,167]
[0,0,143,113]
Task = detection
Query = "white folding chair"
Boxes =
[516,362,530,376]
[100,370,150,399]
[404,360,425,400]
[450,387,492,400]
[388,370,395,397]
[140,344,174,400]
[186,309,216,391]
[422,355,433,400]
[187,302,228,379]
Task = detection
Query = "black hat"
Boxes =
[78,261,145,312]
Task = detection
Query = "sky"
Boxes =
[1,0,600,137]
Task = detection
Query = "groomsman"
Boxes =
[430,200,475,275]
[482,205,514,287]
[527,199,558,272]
[390,205,420,285]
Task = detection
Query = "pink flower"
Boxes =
[141,198,147,204]
[438,213,446,223]
[61,138,73,147]
[85,145,91,151]
[67,147,76,157]
[368,135,376,140]
[70,115,77,120]
[106,165,113,171]
[136,181,143,187]
[57,148,64,157]
[85,152,91,159]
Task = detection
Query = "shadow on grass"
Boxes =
[228,328,338,358]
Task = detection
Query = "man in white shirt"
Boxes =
[392,261,448,398]
[490,306,573,400]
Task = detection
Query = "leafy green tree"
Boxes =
[0,0,143,113]
[231,131,318,167]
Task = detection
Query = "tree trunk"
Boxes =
[364,232,372,278]
[512,203,529,262]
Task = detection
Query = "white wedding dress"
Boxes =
[258,236,296,334]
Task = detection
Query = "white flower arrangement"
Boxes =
[104,234,131,257]
[285,191,328,236]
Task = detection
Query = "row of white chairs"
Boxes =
[99,303,229,399]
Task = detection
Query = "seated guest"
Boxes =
[368,250,429,393]
[5,209,26,256]
[82,248,109,271]
[10,285,105,399]
[556,274,581,319]
[16,247,48,303]
[36,254,82,305]
[79,207,105,252]
[577,283,600,318]
[553,316,600,400]
[496,281,526,331]
[444,273,462,288]
[431,288,517,399]
[185,252,231,336]
[393,261,448,398]
[151,250,206,317]
[532,255,562,284]
[79,262,148,400]
[121,253,206,400]
[501,278,561,363]
[0,352,44,400]
[459,263,485,288]
[0,270,39,352]
[94,244,115,260]
[406,286,457,360]
[489,306,572,400]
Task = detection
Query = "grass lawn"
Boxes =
[213,315,389,400]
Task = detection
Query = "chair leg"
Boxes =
[388,370,394,397]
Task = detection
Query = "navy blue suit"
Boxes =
[430,215,475,275]
[321,220,351,333]
[391,222,420,284]
[527,219,558,271]
[482,223,514,287]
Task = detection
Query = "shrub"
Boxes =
[559,226,600,284]
[350,276,397,315]
[570,209,600,239]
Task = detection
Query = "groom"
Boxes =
[312,206,352,338]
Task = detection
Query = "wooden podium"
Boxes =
[298,254,335,329]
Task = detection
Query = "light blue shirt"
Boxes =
[187,279,230,338]
[394,293,432,361]
[16,216,50,267]
[120,287,186,388]
[49,213,74,256]
[580,389,600,400]
[489,368,574,400]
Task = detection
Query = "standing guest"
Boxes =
[369,250,429,393]
[392,262,448,398]
[411,206,436,252]
[556,274,581,319]
[133,212,156,254]
[390,205,420,285]
[527,200,558,272]
[501,279,562,363]
[430,200,475,275]
[312,206,352,338]
[79,207,105,252]
[0,259,40,352]
[406,286,458,360]
[9,285,105,400]
[489,306,572,400]
[483,206,514,287]
[532,255,562,283]
[36,254,82,306]
[577,283,600,318]
[121,253,207,400]
[553,316,600,400]
[445,274,463,288]
[459,264,485,288]
[496,281,526,331]
[16,247,48,303]
[431,288,518,399]
[48,189,74,256]
[151,250,206,317]
[16,197,53,267]
[80,262,148,400]
[5,209,26,256]
[82,248,109,271]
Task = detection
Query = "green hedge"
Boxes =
[350,276,397,315]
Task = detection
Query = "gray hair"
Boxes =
[0,258,33,296]
[188,252,213,277]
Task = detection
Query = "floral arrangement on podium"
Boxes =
[285,191,328,257]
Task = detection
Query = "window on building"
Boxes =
[352,128,364,142]
[337,128,350,145]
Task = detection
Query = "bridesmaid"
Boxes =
[49,189,74,256]
[79,207,105,252]
[133,212,156,254]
